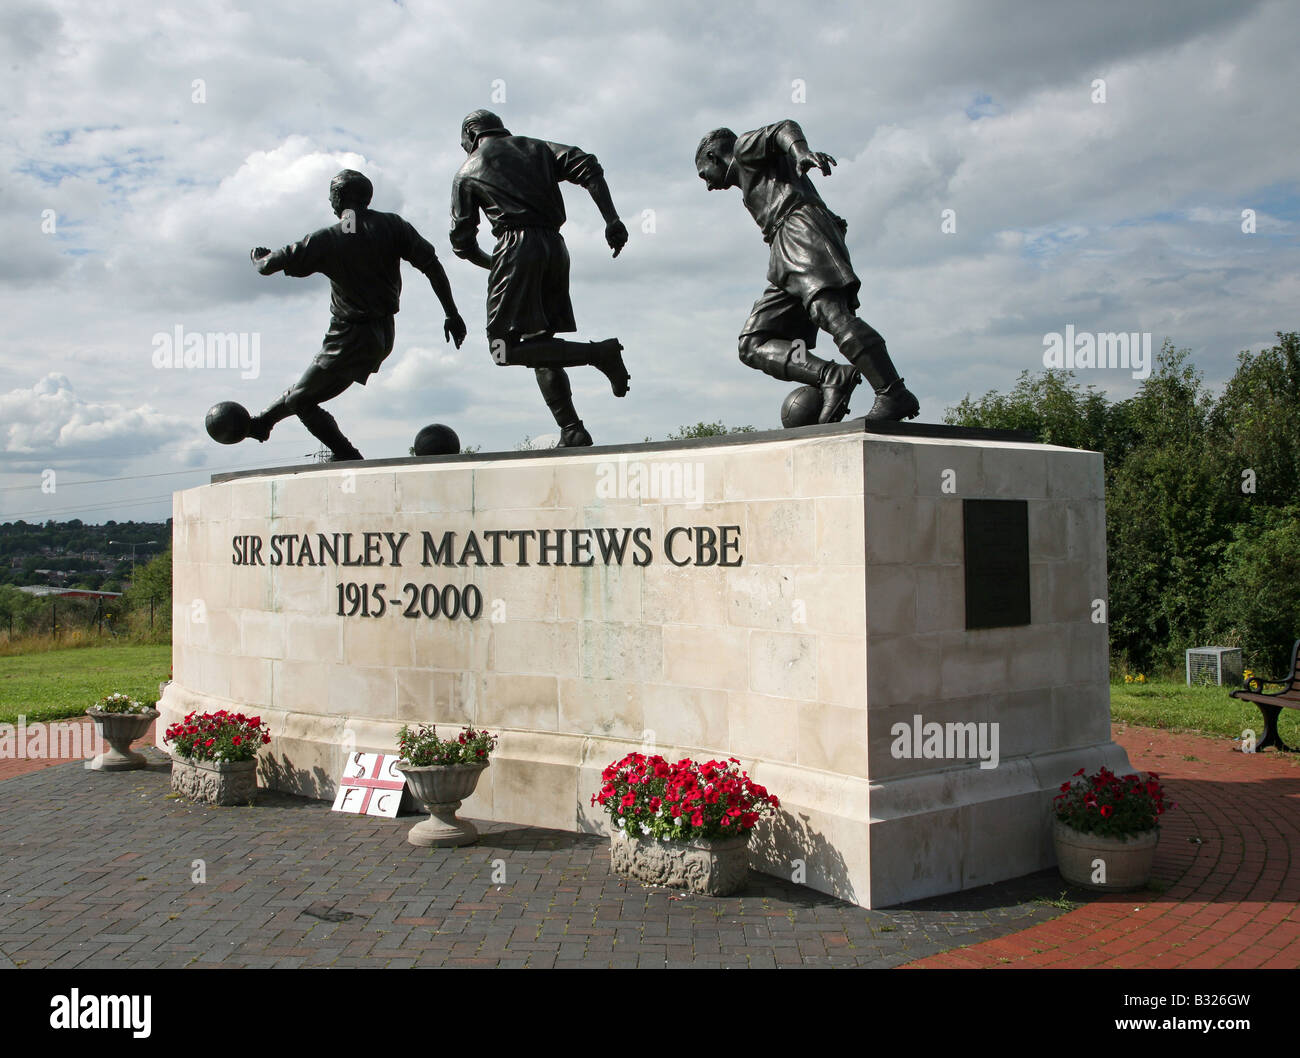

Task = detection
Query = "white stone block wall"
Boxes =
[162,429,1126,907]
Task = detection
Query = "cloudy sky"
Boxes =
[1,0,1296,525]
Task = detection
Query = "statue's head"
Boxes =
[329,169,373,217]
[695,128,737,190]
[461,109,510,154]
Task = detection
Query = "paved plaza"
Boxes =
[0,721,1296,969]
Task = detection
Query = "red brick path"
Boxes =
[0,716,158,782]
[907,723,1300,968]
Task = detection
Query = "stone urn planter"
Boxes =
[609,828,751,896]
[170,755,258,806]
[1052,765,1170,892]
[163,709,269,805]
[1053,818,1160,891]
[592,752,780,898]
[395,761,488,847]
[85,707,159,771]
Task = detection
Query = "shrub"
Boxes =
[591,752,780,840]
[397,724,497,766]
[1054,766,1172,838]
[92,692,152,714]
[165,710,269,763]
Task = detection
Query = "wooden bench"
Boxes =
[1229,639,1300,751]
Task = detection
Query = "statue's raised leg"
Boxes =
[503,337,630,397]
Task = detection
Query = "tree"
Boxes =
[125,550,171,606]
[1103,343,1230,670]
[122,550,171,640]
[651,422,757,442]
[1208,331,1300,510]
[1206,505,1300,674]
[0,585,44,637]
[945,368,1119,460]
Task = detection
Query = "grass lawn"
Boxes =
[0,644,171,724]
[1,644,1295,751]
[1109,677,1299,747]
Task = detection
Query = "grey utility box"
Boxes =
[1185,646,1243,687]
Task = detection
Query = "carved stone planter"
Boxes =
[609,829,751,896]
[1053,818,1159,891]
[85,708,159,771]
[170,755,258,805]
[395,761,488,847]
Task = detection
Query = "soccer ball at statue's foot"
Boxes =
[412,423,461,456]
[781,385,822,429]
[205,401,252,445]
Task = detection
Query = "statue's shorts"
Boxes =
[311,315,397,385]
[486,226,578,341]
[739,204,863,350]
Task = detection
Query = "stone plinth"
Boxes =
[160,419,1127,907]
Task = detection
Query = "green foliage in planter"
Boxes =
[92,691,153,714]
[165,710,269,763]
[1053,766,1172,839]
[397,724,497,766]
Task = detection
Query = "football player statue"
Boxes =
[451,109,630,447]
[696,120,919,424]
[244,168,467,461]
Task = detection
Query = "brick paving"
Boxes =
[1,753,1069,969]
[907,723,1300,969]
[0,719,1295,969]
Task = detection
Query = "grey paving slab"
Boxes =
[0,755,1081,968]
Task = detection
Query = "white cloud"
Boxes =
[0,0,1297,521]
[367,345,475,417]
[0,373,191,465]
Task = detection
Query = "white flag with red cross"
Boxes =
[331,752,406,818]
